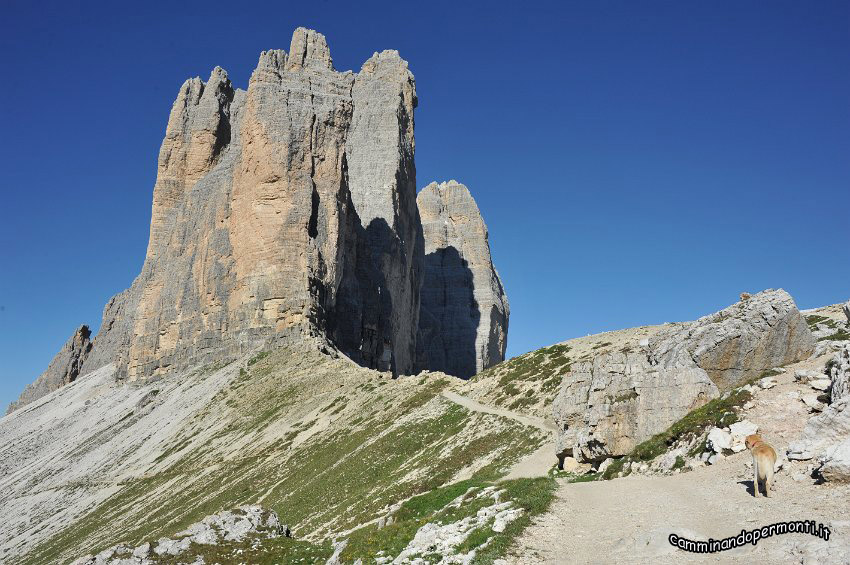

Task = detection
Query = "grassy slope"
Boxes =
[466,343,572,416]
[21,348,549,564]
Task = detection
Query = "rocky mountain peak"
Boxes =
[286,27,333,71]
[416,180,510,377]
[6,325,92,414]
[8,28,509,410]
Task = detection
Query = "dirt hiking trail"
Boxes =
[508,353,850,564]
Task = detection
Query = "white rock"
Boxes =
[828,344,850,402]
[561,456,580,472]
[801,394,826,412]
[132,543,150,558]
[810,379,832,391]
[795,370,812,382]
[154,537,191,556]
[492,508,523,532]
[758,377,777,389]
[817,438,850,483]
[94,547,115,562]
[788,397,850,461]
[707,427,732,453]
[729,420,759,452]
[597,458,614,475]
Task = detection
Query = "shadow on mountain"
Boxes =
[418,245,479,378]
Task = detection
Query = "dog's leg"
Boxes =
[764,466,774,497]
[753,460,761,497]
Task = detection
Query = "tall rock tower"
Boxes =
[416,180,510,378]
[70,28,421,384]
[8,30,511,412]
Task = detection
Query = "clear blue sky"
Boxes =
[1,0,848,410]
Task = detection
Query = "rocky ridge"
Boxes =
[6,325,92,414]
[71,505,286,565]
[553,289,815,462]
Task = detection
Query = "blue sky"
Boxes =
[1,0,848,410]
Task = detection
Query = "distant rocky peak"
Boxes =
[286,27,333,71]
[6,325,92,414]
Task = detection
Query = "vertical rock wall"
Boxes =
[416,180,510,378]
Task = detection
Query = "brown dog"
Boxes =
[745,434,777,497]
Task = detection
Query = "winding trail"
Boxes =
[441,391,555,433]
[441,391,558,480]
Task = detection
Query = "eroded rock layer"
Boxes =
[554,289,815,462]
[416,181,509,378]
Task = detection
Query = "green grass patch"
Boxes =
[474,343,572,410]
[153,531,333,564]
[806,315,837,331]
[342,477,557,564]
[819,329,850,342]
[471,478,557,564]
[248,350,272,366]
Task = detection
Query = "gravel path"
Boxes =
[441,390,558,480]
[509,353,850,564]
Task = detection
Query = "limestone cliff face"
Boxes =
[553,288,815,462]
[416,181,509,378]
[8,28,426,404]
[111,28,423,381]
[346,51,423,375]
[6,326,92,413]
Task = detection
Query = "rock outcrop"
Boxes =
[346,50,423,375]
[71,505,285,565]
[653,289,816,390]
[554,347,718,462]
[416,180,509,378]
[554,289,815,462]
[788,344,850,482]
[6,326,92,414]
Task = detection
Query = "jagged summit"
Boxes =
[8,28,508,413]
[286,27,334,70]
